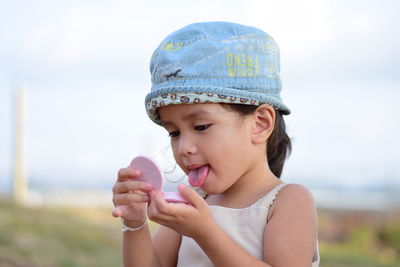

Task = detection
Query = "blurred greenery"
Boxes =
[1,197,400,266]
[0,197,123,266]
[318,209,400,266]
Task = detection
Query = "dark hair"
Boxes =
[222,104,292,178]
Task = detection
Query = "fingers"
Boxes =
[112,205,142,218]
[149,191,172,214]
[112,206,123,217]
[111,166,151,222]
[113,180,153,194]
[178,184,206,209]
[147,191,175,222]
[113,191,149,205]
[117,167,142,182]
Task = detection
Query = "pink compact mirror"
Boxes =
[130,156,189,204]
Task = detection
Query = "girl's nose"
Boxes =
[177,136,197,156]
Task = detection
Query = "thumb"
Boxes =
[112,206,123,217]
[178,184,205,208]
[112,205,132,218]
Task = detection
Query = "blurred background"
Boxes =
[1,0,399,266]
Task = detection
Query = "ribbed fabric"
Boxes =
[177,183,319,266]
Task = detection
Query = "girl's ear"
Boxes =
[251,104,275,144]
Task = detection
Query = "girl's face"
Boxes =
[159,103,260,194]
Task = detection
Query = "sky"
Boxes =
[1,0,399,193]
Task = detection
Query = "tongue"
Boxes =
[188,165,210,187]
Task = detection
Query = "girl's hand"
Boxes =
[112,167,154,225]
[147,184,216,239]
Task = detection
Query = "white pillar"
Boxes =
[13,86,28,205]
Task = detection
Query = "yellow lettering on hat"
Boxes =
[226,53,260,77]
[234,54,241,66]
[226,53,233,66]
[240,54,246,67]
[160,42,183,51]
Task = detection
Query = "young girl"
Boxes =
[112,21,319,267]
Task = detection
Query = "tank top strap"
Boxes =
[256,183,288,208]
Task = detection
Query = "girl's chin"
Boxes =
[200,179,224,195]
[201,174,240,195]
[199,170,230,194]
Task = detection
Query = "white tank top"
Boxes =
[177,183,320,267]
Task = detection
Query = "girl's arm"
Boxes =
[263,184,318,266]
[152,226,182,267]
[122,221,160,267]
[122,223,181,267]
[113,167,181,267]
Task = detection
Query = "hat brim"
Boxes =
[145,86,290,125]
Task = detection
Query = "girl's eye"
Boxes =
[168,131,180,137]
[194,124,211,131]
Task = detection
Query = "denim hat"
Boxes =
[145,21,290,125]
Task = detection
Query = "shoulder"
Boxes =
[279,183,314,202]
[268,183,316,221]
[263,183,318,264]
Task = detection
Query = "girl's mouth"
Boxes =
[188,165,210,187]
